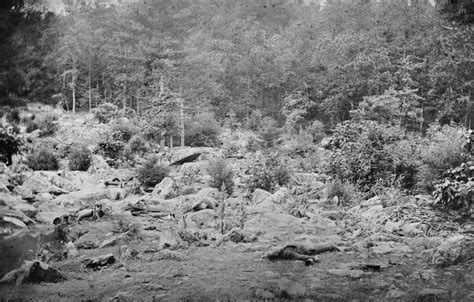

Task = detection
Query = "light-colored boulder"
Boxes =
[55,188,110,207]
[195,187,220,200]
[18,174,69,195]
[252,189,272,204]
[88,155,110,172]
[152,177,176,199]
[0,182,9,194]
[185,209,218,229]
[13,203,37,218]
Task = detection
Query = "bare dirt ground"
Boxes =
[1,219,473,301]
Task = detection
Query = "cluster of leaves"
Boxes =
[244,153,290,193]
[94,131,125,162]
[68,146,92,171]
[325,178,357,205]
[26,148,59,171]
[323,120,404,191]
[25,113,58,137]
[0,126,22,166]
[185,112,221,147]
[208,159,234,195]
[433,162,473,214]
[94,103,118,124]
[137,157,169,187]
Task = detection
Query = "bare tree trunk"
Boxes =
[160,130,165,151]
[170,135,173,150]
[72,59,77,114]
[180,90,185,147]
[88,50,92,112]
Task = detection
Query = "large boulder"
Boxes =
[431,235,474,267]
[252,189,272,205]
[184,209,218,229]
[87,155,110,172]
[38,171,79,192]
[16,173,69,196]
[55,188,111,207]
[244,211,308,241]
[195,187,220,200]
[152,177,176,199]
[13,202,37,218]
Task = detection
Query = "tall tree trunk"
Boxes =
[72,59,77,114]
[170,135,173,150]
[180,89,185,147]
[88,50,92,112]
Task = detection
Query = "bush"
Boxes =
[244,153,291,193]
[5,108,21,125]
[324,120,404,191]
[24,113,58,137]
[259,116,281,148]
[94,102,118,124]
[137,157,169,187]
[0,126,22,166]
[246,136,262,152]
[245,110,263,131]
[111,123,140,143]
[185,112,221,147]
[95,132,125,160]
[325,178,356,205]
[68,146,92,171]
[208,159,234,195]
[308,120,325,144]
[417,124,469,191]
[26,148,59,171]
[433,162,473,214]
[128,135,149,154]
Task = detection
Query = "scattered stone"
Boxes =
[13,203,37,218]
[327,269,365,279]
[185,209,218,229]
[0,182,9,193]
[84,253,116,270]
[188,196,216,212]
[431,235,474,267]
[65,241,78,258]
[0,260,65,285]
[152,177,176,199]
[418,288,448,300]
[252,189,272,204]
[255,289,275,299]
[276,278,306,298]
[158,229,185,250]
[3,216,28,229]
[20,173,69,195]
[108,188,127,201]
[385,289,406,299]
[195,187,220,200]
[371,241,412,255]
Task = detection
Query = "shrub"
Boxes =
[0,126,22,166]
[308,120,325,144]
[325,178,356,205]
[433,162,473,214]
[208,159,234,195]
[95,132,125,160]
[417,124,469,191]
[94,102,118,124]
[118,107,137,120]
[26,148,59,171]
[185,112,221,147]
[246,136,262,152]
[5,108,21,125]
[245,110,263,131]
[258,116,281,148]
[324,120,404,191]
[111,123,140,143]
[137,157,169,187]
[244,153,291,193]
[128,135,149,154]
[24,113,58,137]
[68,146,92,171]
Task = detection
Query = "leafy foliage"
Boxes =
[433,162,473,214]
[94,131,125,161]
[137,157,169,187]
[94,103,118,124]
[0,126,22,166]
[244,153,290,193]
[26,148,59,171]
[185,112,221,147]
[208,159,234,195]
[68,146,92,171]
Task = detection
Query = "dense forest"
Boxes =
[1,0,473,127]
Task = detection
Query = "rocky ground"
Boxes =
[0,113,473,301]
